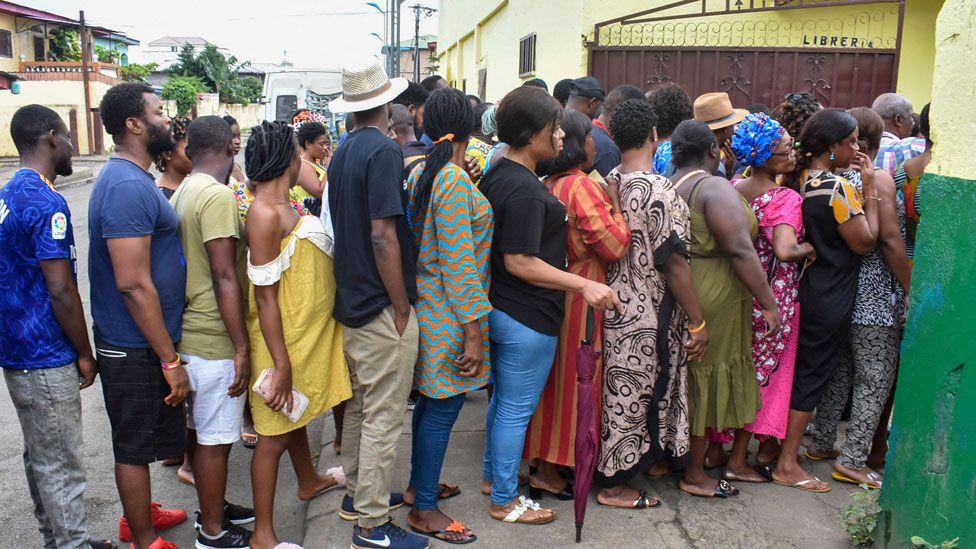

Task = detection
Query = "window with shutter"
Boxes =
[0,30,12,58]
[518,33,536,77]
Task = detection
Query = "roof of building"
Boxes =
[397,34,437,49]
[148,36,218,48]
[0,1,138,44]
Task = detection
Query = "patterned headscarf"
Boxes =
[292,108,328,131]
[730,112,785,168]
[481,106,498,137]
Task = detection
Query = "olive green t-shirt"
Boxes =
[171,172,246,360]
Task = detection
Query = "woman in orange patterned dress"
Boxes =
[523,110,631,498]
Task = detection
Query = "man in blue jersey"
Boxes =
[0,105,113,549]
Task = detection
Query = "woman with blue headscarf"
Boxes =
[720,113,816,482]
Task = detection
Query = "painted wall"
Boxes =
[440,0,939,105]
[878,0,974,546]
[0,13,34,73]
[0,79,114,156]
[93,37,131,66]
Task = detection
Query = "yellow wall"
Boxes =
[926,0,974,179]
[0,80,113,156]
[440,0,939,105]
[0,14,22,73]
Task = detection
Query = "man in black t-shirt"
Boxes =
[326,60,427,549]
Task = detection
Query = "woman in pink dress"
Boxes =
[721,113,816,482]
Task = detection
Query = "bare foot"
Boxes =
[806,447,841,461]
[645,460,671,478]
[407,508,473,543]
[333,440,341,455]
[833,463,882,489]
[177,464,194,486]
[298,473,339,501]
[678,476,724,497]
[249,529,279,549]
[480,479,492,495]
[772,462,830,492]
[488,498,555,525]
[596,485,659,508]
[756,438,782,465]
[704,443,729,470]
[722,464,768,483]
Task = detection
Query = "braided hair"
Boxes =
[245,120,297,183]
[411,88,475,232]
[155,116,189,173]
[774,92,820,143]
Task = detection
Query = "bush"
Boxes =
[94,45,120,64]
[162,76,206,116]
[222,75,262,105]
[119,62,159,83]
[840,485,880,547]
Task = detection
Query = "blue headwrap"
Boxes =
[730,112,785,168]
[481,106,498,137]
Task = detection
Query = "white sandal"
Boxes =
[496,496,555,525]
[274,543,303,549]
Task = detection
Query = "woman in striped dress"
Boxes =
[404,89,492,544]
[524,110,631,497]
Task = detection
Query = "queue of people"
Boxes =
[0,56,930,549]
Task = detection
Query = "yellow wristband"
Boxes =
[161,353,182,370]
[688,319,706,334]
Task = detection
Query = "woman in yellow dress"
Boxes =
[243,121,351,549]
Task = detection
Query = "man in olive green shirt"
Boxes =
[170,116,253,549]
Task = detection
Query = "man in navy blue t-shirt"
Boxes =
[88,83,190,548]
[0,105,112,548]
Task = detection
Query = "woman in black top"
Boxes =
[772,109,880,493]
[478,86,619,525]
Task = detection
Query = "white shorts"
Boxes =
[184,354,246,446]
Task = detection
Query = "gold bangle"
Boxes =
[688,319,707,334]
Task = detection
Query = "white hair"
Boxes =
[871,93,914,121]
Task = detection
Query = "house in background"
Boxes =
[143,36,228,70]
[396,34,437,81]
[0,1,137,155]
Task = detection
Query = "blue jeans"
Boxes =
[481,309,558,506]
[408,392,467,510]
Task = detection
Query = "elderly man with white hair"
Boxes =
[871,92,926,177]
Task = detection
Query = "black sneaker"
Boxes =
[193,501,255,529]
[339,493,406,521]
[352,520,429,549]
[195,522,252,549]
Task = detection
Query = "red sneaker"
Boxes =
[118,503,188,542]
[129,537,178,549]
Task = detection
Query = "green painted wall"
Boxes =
[879,173,976,547]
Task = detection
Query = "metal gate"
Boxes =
[588,0,905,109]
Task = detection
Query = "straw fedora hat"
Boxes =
[329,57,408,114]
[694,92,748,130]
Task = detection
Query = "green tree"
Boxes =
[49,27,81,61]
[168,43,204,78]
[161,75,205,116]
[93,45,120,64]
[168,43,257,104]
[222,75,263,104]
[119,62,159,83]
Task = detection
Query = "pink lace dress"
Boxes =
[743,186,804,438]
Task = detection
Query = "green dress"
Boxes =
[687,182,761,436]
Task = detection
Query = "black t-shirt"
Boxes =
[328,127,417,328]
[479,157,568,335]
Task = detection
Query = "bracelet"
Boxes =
[867,195,881,202]
[688,319,707,334]
[161,353,182,370]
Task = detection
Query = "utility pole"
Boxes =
[409,4,436,82]
[79,10,94,155]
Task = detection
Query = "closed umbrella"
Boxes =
[573,307,599,543]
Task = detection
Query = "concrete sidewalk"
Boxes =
[305,390,856,548]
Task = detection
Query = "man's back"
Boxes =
[328,127,417,328]
[88,157,186,347]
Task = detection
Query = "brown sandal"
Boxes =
[489,496,555,525]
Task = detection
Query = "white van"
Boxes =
[260,70,344,131]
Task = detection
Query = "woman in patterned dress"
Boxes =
[598,99,708,508]
[726,114,815,482]
[523,110,631,498]
[404,89,491,544]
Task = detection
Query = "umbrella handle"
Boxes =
[582,306,596,345]
[576,523,583,543]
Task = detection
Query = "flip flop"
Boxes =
[490,496,556,525]
[772,475,831,493]
[597,489,660,509]
[241,432,258,449]
[410,520,477,545]
[679,479,739,498]
[832,470,882,489]
[753,463,774,482]
[722,467,769,484]
[805,449,840,461]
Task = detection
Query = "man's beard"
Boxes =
[54,154,73,177]
[146,120,176,158]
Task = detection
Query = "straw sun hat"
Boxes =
[329,57,408,114]
[693,92,749,130]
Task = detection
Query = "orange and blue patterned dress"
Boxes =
[406,161,494,398]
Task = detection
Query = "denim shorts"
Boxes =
[95,336,186,465]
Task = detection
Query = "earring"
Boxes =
[829,152,836,161]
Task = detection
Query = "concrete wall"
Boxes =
[439,0,941,106]
[0,79,114,156]
[0,13,39,73]
[878,0,974,546]
[160,93,263,133]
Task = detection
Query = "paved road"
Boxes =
[0,175,319,548]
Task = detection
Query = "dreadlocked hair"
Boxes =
[245,120,297,183]
[155,116,189,173]
[773,92,820,143]
[412,88,475,232]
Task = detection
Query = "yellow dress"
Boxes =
[246,215,351,436]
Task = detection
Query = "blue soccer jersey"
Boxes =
[0,169,78,369]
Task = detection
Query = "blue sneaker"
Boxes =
[339,493,406,521]
[352,520,429,549]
